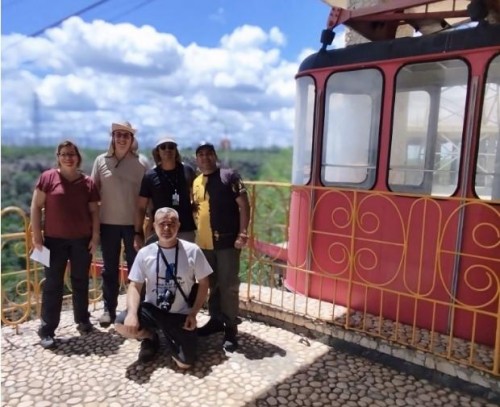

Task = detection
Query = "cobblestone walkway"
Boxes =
[1,299,498,407]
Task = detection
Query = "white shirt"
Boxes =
[129,239,213,314]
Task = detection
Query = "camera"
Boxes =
[157,288,175,312]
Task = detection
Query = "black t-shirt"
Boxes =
[139,163,196,232]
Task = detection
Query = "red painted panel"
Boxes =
[451,203,500,346]
[285,189,499,345]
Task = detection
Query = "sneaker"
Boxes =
[40,336,56,349]
[138,334,159,363]
[197,318,224,337]
[223,324,239,352]
[222,337,239,352]
[98,311,114,328]
[76,322,93,334]
[172,355,191,369]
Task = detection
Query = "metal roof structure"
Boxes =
[321,0,500,41]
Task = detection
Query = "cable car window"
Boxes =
[292,76,315,185]
[322,69,382,187]
[475,54,500,201]
[389,59,468,196]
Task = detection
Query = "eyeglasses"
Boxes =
[113,131,132,139]
[158,142,176,150]
[58,153,77,158]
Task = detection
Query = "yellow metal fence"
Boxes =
[1,182,499,378]
[242,183,500,377]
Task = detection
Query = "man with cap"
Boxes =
[134,136,197,248]
[192,142,250,352]
[91,121,146,327]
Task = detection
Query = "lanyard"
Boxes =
[156,242,191,303]
[156,243,179,302]
[157,167,179,193]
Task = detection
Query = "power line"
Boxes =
[2,0,112,52]
[2,0,161,53]
[27,0,112,38]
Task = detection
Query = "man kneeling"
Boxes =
[115,207,212,368]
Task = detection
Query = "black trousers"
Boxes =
[117,302,198,365]
[100,224,137,317]
[39,236,91,337]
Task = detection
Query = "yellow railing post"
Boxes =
[2,185,499,378]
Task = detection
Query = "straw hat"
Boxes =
[107,121,138,156]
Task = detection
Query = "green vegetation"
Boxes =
[2,145,293,320]
[1,146,292,280]
[1,146,292,214]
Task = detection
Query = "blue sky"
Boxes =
[2,0,329,58]
[1,0,345,149]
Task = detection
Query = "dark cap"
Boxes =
[195,142,216,155]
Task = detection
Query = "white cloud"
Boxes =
[46,17,184,76]
[220,24,268,50]
[269,27,286,47]
[1,17,343,150]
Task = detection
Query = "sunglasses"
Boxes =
[113,131,132,139]
[158,142,176,150]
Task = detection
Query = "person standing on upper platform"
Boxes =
[134,137,196,247]
[31,140,100,348]
[91,121,146,327]
[192,142,250,352]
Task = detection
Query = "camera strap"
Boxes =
[156,243,190,303]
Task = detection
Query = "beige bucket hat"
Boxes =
[107,121,138,156]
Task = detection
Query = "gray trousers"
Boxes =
[202,248,241,326]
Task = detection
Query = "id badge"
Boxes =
[172,192,180,206]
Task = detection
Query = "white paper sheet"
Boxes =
[30,246,50,267]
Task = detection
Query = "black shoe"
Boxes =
[222,324,239,352]
[171,355,191,369]
[98,311,115,328]
[222,336,239,352]
[77,321,93,334]
[138,334,159,363]
[197,318,224,337]
[40,336,56,349]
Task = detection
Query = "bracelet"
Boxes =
[238,233,248,238]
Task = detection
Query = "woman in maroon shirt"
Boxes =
[31,140,100,349]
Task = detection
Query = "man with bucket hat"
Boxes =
[91,121,146,327]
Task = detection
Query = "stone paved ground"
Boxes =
[2,299,499,407]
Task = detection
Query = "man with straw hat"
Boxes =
[91,121,146,327]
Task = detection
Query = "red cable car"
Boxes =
[285,0,500,346]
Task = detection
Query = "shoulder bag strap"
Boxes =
[157,243,189,302]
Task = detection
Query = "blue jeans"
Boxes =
[100,224,136,317]
[202,248,241,327]
[39,236,91,337]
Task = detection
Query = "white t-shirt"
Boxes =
[129,239,213,315]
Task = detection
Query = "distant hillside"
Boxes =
[1,145,292,278]
[1,146,292,216]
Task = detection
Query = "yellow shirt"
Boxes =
[193,175,213,249]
